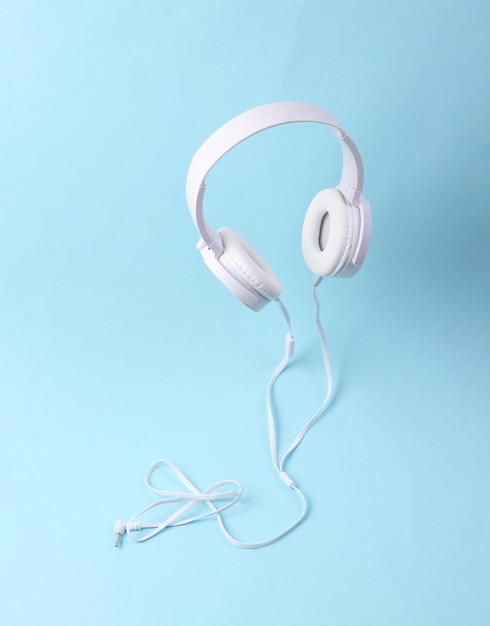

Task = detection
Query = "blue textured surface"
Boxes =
[1,1,489,624]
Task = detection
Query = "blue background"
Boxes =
[1,1,489,624]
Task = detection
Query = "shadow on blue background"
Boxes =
[0,1,489,625]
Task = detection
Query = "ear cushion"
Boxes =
[302,188,353,277]
[218,227,282,300]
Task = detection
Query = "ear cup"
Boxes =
[218,227,282,300]
[302,188,354,277]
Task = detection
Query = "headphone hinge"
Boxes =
[196,235,223,258]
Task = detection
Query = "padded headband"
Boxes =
[185,101,365,256]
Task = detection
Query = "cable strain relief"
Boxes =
[285,334,295,358]
[279,471,295,488]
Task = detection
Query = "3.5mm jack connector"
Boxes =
[114,520,126,548]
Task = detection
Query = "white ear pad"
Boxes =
[218,227,282,300]
[302,188,354,277]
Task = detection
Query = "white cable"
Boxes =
[114,457,307,549]
[115,285,332,549]
[278,285,333,473]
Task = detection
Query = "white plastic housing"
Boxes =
[197,239,271,311]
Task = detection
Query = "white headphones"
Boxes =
[186,101,372,310]
[114,103,372,549]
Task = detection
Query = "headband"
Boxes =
[185,101,365,256]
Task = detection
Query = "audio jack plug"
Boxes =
[114,520,126,548]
